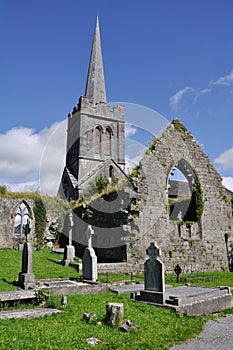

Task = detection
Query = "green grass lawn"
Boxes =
[0,249,232,349]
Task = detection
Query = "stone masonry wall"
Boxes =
[0,197,35,248]
[128,121,233,273]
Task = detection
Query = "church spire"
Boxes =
[85,17,107,104]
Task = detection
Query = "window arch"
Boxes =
[13,201,32,239]
[167,159,203,222]
[95,126,102,154]
[104,127,112,156]
[109,165,114,179]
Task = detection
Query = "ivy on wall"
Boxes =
[192,179,204,222]
[33,196,47,249]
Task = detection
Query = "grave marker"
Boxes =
[82,225,97,282]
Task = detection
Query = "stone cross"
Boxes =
[24,219,31,243]
[174,264,182,283]
[87,225,94,248]
[146,242,161,262]
[68,212,73,246]
[82,225,97,282]
[144,242,165,293]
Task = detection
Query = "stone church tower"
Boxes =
[60,18,126,200]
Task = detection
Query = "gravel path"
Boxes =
[170,314,233,350]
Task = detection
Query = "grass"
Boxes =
[0,248,79,291]
[0,249,232,349]
[0,292,207,350]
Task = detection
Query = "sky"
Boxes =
[1,0,233,194]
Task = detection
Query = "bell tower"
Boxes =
[60,18,125,200]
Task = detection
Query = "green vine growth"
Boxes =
[33,197,47,249]
[192,179,204,222]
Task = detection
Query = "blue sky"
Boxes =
[1,0,233,193]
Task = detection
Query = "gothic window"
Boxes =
[168,159,204,223]
[109,165,114,179]
[104,127,111,156]
[13,201,31,238]
[95,127,101,154]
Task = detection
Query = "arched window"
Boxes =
[109,165,114,179]
[95,127,101,154]
[104,127,111,156]
[168,159,203,222]
[13,201,31,239]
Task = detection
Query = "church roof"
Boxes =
[78,158,127,189]
[85,17,107,105]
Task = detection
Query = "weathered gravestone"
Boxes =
[106,302,124,327]
[139,242,165,304]
[62,213,75,266]
[18,220,36,289]
[82,225,97,282]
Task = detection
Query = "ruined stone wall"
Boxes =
[128,121,233,273]
[0,197,35,248]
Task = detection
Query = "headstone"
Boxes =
[144,242,165,292]
[137,242,165,304]
[62,213,75,266]
[82,225,97,282]
[18,220,36,290]
[106,302,124,327]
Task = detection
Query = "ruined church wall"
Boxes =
[128,123,233,273]
[0,197,35,248]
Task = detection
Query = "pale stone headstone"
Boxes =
[144,242,165,292]
[62,213,75,266]
[82,225,97,281]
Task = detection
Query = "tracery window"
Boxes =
[13,201,31,239]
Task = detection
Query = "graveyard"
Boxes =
[1,8,233,350]
[0,246,232,349]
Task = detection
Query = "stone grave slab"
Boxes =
[164,285,232,316]
[0,308,62,320]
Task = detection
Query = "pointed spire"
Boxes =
[85,17,107,104]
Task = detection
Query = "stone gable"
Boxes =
[128,120,233,273]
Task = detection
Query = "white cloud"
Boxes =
[170,86,212,110]
[8,181,39,193]
[214,147,233,171]
[0,121,66,195]
[222,177,233,192]
[169,86,194,110]
[210,70,233,86]
[125,123,137,137]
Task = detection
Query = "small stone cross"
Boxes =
[24,219,31,242]
[68,213,73,246]
[146,242,161,262]
[174,264,182,282]
[69,213,74,227]
[87,225,94,249]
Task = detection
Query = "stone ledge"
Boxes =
[0,308,62,320]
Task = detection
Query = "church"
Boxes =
[58,18,233,273]
[59,17,126,202]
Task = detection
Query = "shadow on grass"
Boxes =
[47,258,63,266]
[1,278,16,287]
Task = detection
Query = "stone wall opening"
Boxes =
[13,201,32,241]
[168,159,203,223]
